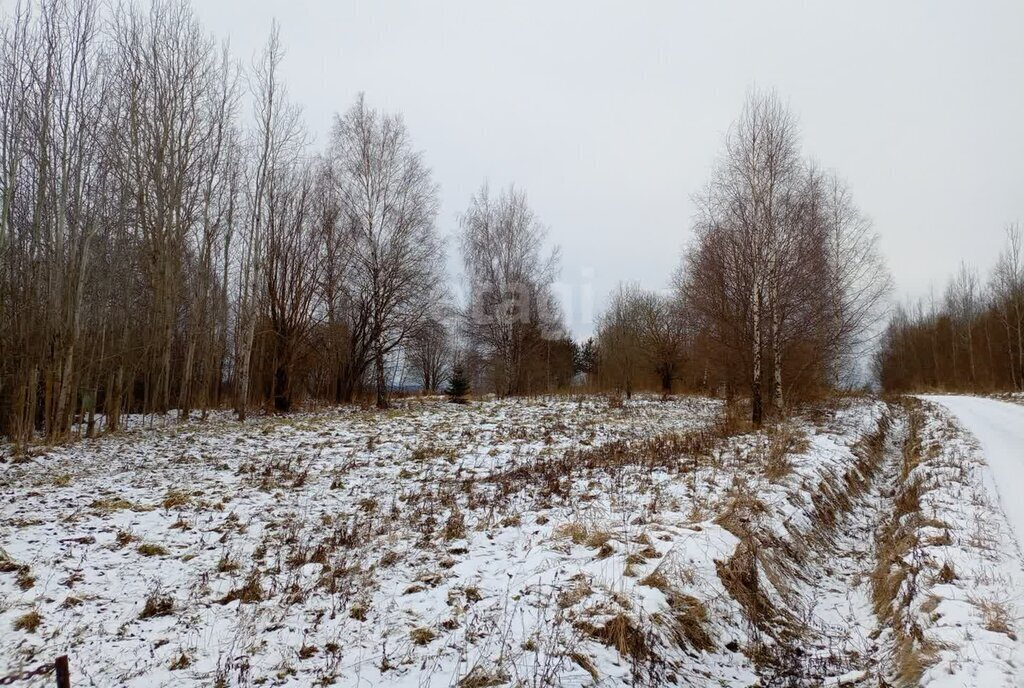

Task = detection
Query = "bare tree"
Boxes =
[596,284,645,399]
[636,291,689,399]
[261,162,321,411]
[993,223,1024,390]
[683,91,890,420]
[596,285,687,399]
[405,316,451,394]
[0,0,107,442]
[232,23,308,419]
[945,262,980,387]
[459,184,562,396]
[0,1,457,442]
[330,94,444,408]
[818,171,893,385]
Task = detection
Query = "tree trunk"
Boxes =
[770,285,784,413]
[751,289,764,426]
[236,314,256,422]
[374,342,388,409]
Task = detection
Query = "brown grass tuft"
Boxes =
[140,592,174,619]
[443,510,467,540]
[583,614,649,662]
[162,489,190,509]
[975,598,1017,640]
[936,561,957,584]
[219,571,263,605]
[410,626,437,645]
[457,666,509,688]
[13,610,42,633]
[137,543,169,557]
[568,652,599,681]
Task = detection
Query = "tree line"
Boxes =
[1,0,896,443]
[875,225,1024,393]
[0,0,579,444]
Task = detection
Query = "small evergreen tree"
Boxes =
[446,364,471,403]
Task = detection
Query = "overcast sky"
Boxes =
[191,1,1021,338]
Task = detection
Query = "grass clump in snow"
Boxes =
[974,597,1017,640]
[640,569,715,652]
[140,591,174,619]
[457,665,509,687]
[169,651,191,670]
[2,554,35,590]
[13,610,42,633]
[89,496,139,512]
[409,626,437,645]
[137,543,169,557]
[349,601,369,621]
[760,423,808,481]
[554,521,590,545]
[162,489,190,509]
[936,561,957,583]
[219,571,264,605]
[443,509,466,540]
[578,614,649,662]
[556,577,593,609]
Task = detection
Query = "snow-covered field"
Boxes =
[2,394,1023,687]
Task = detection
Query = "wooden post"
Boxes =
[54,656,70,688]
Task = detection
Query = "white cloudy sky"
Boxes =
[184,2,1021,336]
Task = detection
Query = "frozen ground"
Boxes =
[2,394,1023,687]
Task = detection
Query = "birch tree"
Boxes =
[459,184,561,396]
[330,95,445,408]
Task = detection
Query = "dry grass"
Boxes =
[137,543,169,557]
[761,424,809,481]
[665,591,715,652]
[714,481,769,537]
[168,651,191,667]
[869,401,940,687]
[974,598,1017,640]
[556,578,593,609]
[219,571,264,605]
[162,489,190,509]
[457,666,509,687]
[169,651,191,670]
[14,566,34,591]
[716,541,774,632]
[443,509,466,540]
[569,651,599,681]
[348,601,369,621]
[579,614,649,662]
[409,626,437,645]
[140,592,174,619]
[13,610,42,632]
[554,521,590,545]
[89,496,139,512]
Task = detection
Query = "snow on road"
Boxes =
[922,395,1024,553]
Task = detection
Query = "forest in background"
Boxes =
[875,225,1024,393]
[0,0,911,445]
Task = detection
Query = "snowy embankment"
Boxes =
[4,393,1017,686]
[922,395,1024,553]
[881,397,1024,687]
